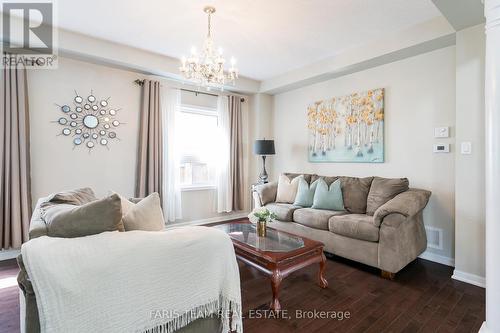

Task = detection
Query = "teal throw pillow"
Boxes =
[311,178,344,211]
[293,177,319,207]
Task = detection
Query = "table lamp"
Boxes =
[254,139,275,184]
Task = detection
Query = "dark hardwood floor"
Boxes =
[0,259,21,333]
[240,256,484,333]
[0,256,484,333]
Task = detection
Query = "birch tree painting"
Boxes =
[308,88,384,163]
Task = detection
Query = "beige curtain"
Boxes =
[136,80,163,199]
[1,59,32,249]
[228,96,244,210]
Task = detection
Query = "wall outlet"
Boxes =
[461,142,472,154]
[433,143,450,153]
[434,127,449,138]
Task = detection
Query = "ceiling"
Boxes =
[431,0,485,31]
[55,0,443,81]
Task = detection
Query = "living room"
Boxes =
[0,0,496,332]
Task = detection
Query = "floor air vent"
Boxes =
[425,226,443,250]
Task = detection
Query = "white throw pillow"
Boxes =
[275,174,301,204]
[112,192,165,231]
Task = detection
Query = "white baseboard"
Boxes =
[418,250,455,267]
[0,249,20,261]
[452,269,485,288]
[167,211,249,228]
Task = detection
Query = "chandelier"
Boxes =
[179,6,238,91]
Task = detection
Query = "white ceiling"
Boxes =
[55,0,443,80]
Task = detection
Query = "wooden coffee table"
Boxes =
[215,220,328,311]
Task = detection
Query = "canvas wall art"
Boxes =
[308,88,384,163]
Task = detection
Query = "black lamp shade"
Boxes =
[254,140,275,155]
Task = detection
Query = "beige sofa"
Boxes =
[252,173,431,277]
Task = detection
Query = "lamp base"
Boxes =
[258,155,269,184]
[258,174,269,184]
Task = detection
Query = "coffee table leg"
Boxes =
[270,270,282,311]
[318,252,328,288]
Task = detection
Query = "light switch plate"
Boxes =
[433,143,450,153]
[434,127,449,138]
[461,142,472,154]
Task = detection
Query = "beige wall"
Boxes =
[28,57,251,223]
[29,57,142,201]
[247,93,275,187]
[454,24,485,280]
[271,47,457,260]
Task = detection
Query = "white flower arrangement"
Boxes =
[248,207,277,224]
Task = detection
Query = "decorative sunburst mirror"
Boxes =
[54,91,122,150]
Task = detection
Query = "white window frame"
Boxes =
[178,103,218,191]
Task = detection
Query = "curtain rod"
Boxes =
[133,79,245,102]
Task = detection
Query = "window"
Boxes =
[178,104,219,189]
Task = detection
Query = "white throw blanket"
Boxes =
[21,226,242,333]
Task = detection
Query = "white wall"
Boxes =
[272,47,456,260]
[454,24,485,283]
[28,57,251,223]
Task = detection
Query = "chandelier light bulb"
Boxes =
[179,6,239,91]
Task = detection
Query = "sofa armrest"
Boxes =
[28,198,49,239]
[253,182,278,207]
[29,218,48,239]
[373,188,431,227]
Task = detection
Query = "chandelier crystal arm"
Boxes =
[179,6,238,91]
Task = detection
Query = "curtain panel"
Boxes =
[136,80,163,199]
[216,96,231,212]
[228,96,244,211]
[217,95,244,212]
[1,59,32,249]
[161,87,182,222]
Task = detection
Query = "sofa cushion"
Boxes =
[276,174,301,203]
[284,172,313,183]
[255,182,278,206]
[265,203,300,222]
[293,208,346,230]
[40,187,97,209]
[311,179,344,211]
[42,194,124,238]
[293,176,319,207]
[311,175,338,186]
[366,177,409,215]
[328,214,379,242]
[339,176,374,214]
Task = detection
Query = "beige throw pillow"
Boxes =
[120,193,165,231]
[366,177,409,215]
[42,193,124,238]
[276,174,301,204]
